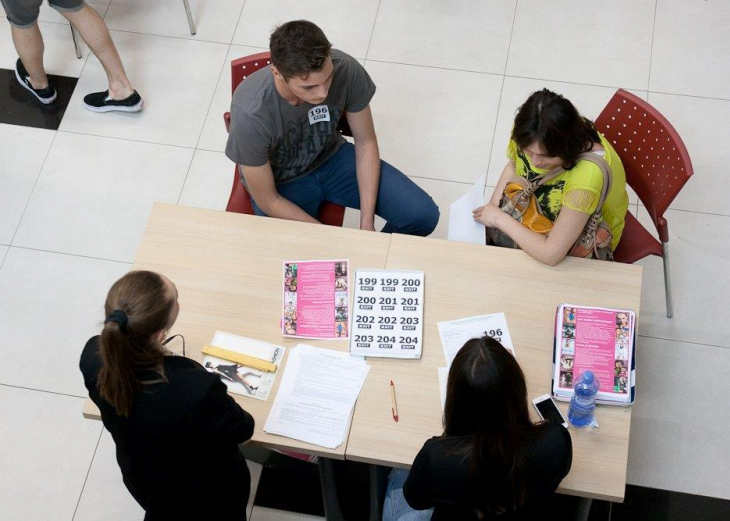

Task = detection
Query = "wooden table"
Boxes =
[345,234,642,503]
[84,203,642,505]
[84,203,391,461]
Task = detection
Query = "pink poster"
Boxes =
[282,260,349,339]
[557,305,633,396]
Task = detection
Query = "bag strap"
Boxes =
[574,152,612,218]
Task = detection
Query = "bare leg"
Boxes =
[61,5,134,99]
[10,23,49,89]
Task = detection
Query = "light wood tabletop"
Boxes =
[344,233,643,502]
[83,203,391,460]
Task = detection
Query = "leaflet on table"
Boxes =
[202,331,286,401]
[349,270,425,359]
[264,344,370,449]
[437,313,515,367]
[282,259,350,340]
[551,304,636,406]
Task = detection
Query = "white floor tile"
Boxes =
[13,132,193,262]
[105,0,245,44]
[0,20,90,77]
[627,337,730,500]
[485,76,644,206]
[178,150,235,211]
[650,0,730,99]
[365,60,502,184]
[368,0,516,73]
[0,248,129,395]
[0,245,8,266]
[0,124,56,244]
[74,430,145,521]
[644,92,729,216]
[247,461,263,521]
[636,207,730,349]
[59,31,228,148]
[197,44,268,153]
[232,0,380,59]
[0,386,101,521]
[507,0,654,90]
[250,507,324,521]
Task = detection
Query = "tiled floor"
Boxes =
[1,1,729,519]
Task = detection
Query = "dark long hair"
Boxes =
[512,88,601,170]
[98,271,175,417]
[444,336,547,514]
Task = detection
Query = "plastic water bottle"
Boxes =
[568,371,600,427]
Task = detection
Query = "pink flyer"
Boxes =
[557,305,633,396]
[282,260,349,339]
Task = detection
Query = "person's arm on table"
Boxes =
[346,106,380,231]
[240,163,319,224]
[473,203,590,266]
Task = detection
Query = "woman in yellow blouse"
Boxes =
[473,89,629,266]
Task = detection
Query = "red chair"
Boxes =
[595,89,694,318]
[223,52,346,226]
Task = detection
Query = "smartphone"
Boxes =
[532,394,567,428]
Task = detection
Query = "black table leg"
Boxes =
[318,457,343,520]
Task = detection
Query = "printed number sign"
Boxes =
[349,270,424,359]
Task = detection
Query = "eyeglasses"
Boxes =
[162,334,186,358]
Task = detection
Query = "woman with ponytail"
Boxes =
[384,337,572,520]
[80,271,255,520]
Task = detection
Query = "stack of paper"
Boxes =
[264,344,370,449]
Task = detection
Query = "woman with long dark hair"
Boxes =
[80,271,255,520]
[384,336,572,520]
[473,89,629,265]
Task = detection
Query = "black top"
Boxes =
[403,422,572,520]
[80,336,255,521]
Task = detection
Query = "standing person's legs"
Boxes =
[10,22,48,89]
[58,3,134,100]
[318,143,440,236]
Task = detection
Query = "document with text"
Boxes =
[264,344,370,449]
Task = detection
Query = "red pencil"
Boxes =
[390,380,399,422]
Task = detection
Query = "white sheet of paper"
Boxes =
[437,313,515,367]
[438,366,449,411]
[203,332,286,401]
[349,270,425,359]
[264,344,370,449]
[447,176,486,244]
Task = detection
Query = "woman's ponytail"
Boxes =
[97,271,176,417]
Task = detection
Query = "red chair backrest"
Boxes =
[594,89,693,228]
[231,52,272,95]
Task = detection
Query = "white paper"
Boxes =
[447,176,486,244]
[264,344,370,449]
[438,366,449,411]
[437,313,515,367]
[203,332,286,401]
[349,270,425,359]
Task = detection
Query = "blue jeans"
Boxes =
[251,143,440,236]
[383,469,433,521]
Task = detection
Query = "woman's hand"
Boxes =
[472,203,504,228]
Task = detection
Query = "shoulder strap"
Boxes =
[574,152,612,217]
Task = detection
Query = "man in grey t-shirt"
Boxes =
[225,20,439,235]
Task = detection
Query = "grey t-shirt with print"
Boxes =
[225,49,376,185]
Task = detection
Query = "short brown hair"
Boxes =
[270,20,332,80]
